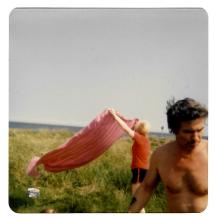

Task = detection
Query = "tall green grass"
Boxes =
[9,129,169,213]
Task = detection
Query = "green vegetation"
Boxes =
[9,129,171,213]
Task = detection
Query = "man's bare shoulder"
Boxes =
[154,140,175,153]
[152,140,175,160]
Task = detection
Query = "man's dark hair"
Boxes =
[166,97,208,134]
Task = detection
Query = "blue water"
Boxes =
[9,121,173,137]
[9,121,83,133]
[9,121,207,139]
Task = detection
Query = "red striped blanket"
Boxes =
[27,109,138,177]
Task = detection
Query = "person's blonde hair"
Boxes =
[135,120,151,135]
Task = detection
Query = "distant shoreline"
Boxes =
[9,121,83,133]
[9,121,208,139]
[9,121,172,137]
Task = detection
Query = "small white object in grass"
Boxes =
[27,187,40,198]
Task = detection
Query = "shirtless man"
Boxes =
[128,98,208,213]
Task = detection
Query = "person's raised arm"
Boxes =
[108,108,135,138]
[128,149,160,212]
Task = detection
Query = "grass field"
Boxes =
[9,129,171,213]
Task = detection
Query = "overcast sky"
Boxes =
[9,8,208,133]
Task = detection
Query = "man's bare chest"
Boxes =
[158,154,208,195]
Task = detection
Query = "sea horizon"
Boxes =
[8,121,176,138]
[9,121,208,139]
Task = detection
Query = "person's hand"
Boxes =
[108,108,116,116]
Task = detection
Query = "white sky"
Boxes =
[9,8,208,132]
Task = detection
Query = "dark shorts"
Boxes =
[131,168,148,184]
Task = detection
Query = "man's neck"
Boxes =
[175,141,202,157]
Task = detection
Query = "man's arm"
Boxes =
[128,149,160,212]
[108,108,135,138]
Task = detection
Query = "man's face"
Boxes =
[176,118,206,150]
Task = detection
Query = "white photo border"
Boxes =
[1,1,214,220]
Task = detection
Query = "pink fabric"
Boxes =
[27,110,138,177]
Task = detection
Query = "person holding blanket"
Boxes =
[108,108,151,198]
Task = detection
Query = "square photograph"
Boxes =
[9,8,208,213]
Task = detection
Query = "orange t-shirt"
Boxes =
[131,132,151,169]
